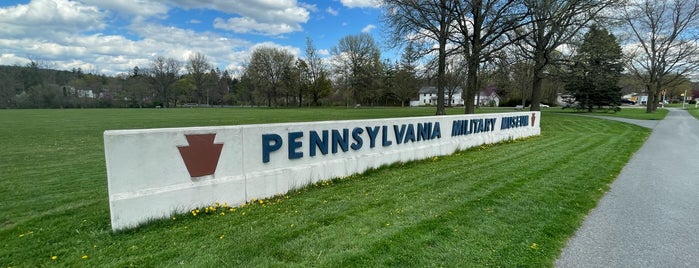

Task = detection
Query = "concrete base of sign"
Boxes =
[105,112,540,231]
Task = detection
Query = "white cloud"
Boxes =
[81,0,169,19]
[0,53,31,66]
[340,0,382,8]
[326,6,339,16]
[0,19,255,75]
[172,0,311,36]
[0,0,105,37]
[361,24,376,33]
[318,49,331,56]
[213,17,301,35]
[0,0,335,75]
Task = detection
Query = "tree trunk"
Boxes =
[464,61,478,114]
[530,51,547,111]
[436,38,447,115]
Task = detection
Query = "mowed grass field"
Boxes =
[1,107,653,267]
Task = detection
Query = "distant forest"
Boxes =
[0,62,239,109]
[1,55,697,110]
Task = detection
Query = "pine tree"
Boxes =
[565,26,624,112]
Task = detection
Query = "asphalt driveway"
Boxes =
[556,108,699,267]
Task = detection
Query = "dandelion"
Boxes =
[82,255,88,260]
[219,212,225,216]
[530,243,538,250]
[290,224,295,228]
[241,212,246,216]
[258,199,264,205]
[51,256,58,261]
[219,235,224,240]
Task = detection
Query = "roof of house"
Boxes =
[419,86,500,97]
[419,86,463,94]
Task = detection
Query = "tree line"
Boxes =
[1,0,698,113]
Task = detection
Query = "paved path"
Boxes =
[556,108,699,267]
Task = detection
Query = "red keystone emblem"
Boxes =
[177,134,223,178]
[531,113,536,126]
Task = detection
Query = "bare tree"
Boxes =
[186,52,213,105]
[623,0,699,112]
[304,37,332,106]
[452,0,529,113]
[331,33,382,105]
[383,0,459,115]
[149,56,182,108]
[443,55,467,106]
[125,66,150,108]
[518,0,618,111]
[245,46,295,107]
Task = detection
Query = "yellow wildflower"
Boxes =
[51,256,58,261]
[82,255,88,260]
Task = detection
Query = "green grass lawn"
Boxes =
[686,106,699,120]
[550,106,668,120]
[0,107,651,267]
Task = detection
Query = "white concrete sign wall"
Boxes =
[104,112,541,231]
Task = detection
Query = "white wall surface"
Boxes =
[104,112,541,230]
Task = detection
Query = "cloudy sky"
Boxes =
[0,0,387,76]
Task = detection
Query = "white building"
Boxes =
[410,86,500,107]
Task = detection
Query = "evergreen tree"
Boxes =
[565,26,623,112]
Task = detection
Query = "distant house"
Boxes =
[67,86,96,98]
[410,86,500,107]
[477,87,500,107]
[410,86,464,107]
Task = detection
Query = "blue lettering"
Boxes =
[332,129,349,153]
[451,120,462,136]
[262,134,283,163]
[351,127,364,150]
[366,126,380,148]
[288,132,303,159]
[404,124,416,143]
[393,124,406,145]
[309,130,328,157]
[382,126,392,147]
[433,122,441,138]
[485,118,496,131]
[501,116,529,130]
[418,122,431,140]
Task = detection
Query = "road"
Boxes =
[556,108,699,267]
